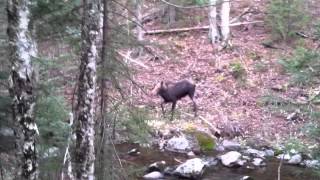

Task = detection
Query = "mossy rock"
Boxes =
[195,132,215,151]
[185,130,215,152]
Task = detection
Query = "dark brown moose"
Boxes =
[152,80,197,120]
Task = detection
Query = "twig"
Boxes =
[110,138,123,169]
[198,115,221,135]
[145,26,210,35]
[230,7,253,24]
[229,21,263,26]
[117,51,150,69]
[278,154,284,180]
[60,113,74,180]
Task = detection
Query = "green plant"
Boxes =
[194,0,208,5]
[285,138,307,153]
[266,0,310,41]
[36,95,69,147]
[278,47,320,85]
[117,106,151,143]
[230,61,247,82]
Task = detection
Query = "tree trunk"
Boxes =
[74,0,100,179]
[136,0,144,56]
[220,0,230,44]
[168,4,176,25]
[7,0,38,179]
[208,0,220,44]
[136,0,144,42]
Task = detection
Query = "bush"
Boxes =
[266,0,309,41]
[279,47,320,85]
[230,61,246,82]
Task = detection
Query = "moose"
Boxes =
[152,80,197,120]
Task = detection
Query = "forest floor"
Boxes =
[128,0,319,147]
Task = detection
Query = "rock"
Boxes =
[303,160,320,168]
[194,131,215,151]
[288,154,302,165]
[221,139,241,151]
[220,151,242,167]
[242,155,251,160]
[127,148,140,156]
[165,135,200,153]
[203,157,219,167]
[240,175,254,180]
[252,158,266,167]
[277,154,291,160]
[143,171,164,179]
[146,161,166,173]
[166,136,190,152]
[244,148,266,158]
[163,166,175,176]
[237,159,247,166]
[187,151,196,158]
[215,145,225,152]
[264,149,275,157]
[173,158,206,179]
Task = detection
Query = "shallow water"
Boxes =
[116,144,319,180]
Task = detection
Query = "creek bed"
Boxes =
[117,143,319,180]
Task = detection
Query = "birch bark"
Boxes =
[7,0,38,179]
[74,0,100,179]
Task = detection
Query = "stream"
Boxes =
[117,144,319,180]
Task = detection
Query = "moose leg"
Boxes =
[170,102,176,121]
[161,102,165,116]
[192,99,197,117]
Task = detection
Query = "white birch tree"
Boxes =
[208,0,231,48]
[7,0,38,179]
[220,0,230,45]
[73,0,100,179]
[208,0,220,44]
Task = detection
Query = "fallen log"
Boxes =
[145,21,263,35]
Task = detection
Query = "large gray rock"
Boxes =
[165,135,199,153]
[303,160,320,168]
[221,139,241,151]
[220,151,242,167]
[288,154,302,165]
[166,136,190,152]
[143,171,164,179]
[173,158,206,179]
[244,148,266,158]
[264,149,275,157]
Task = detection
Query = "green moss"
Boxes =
[194,132,215,151]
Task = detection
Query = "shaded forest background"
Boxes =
[0,0,320,179]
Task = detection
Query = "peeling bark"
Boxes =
[7,0,38,180]
[74,0,100,179]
